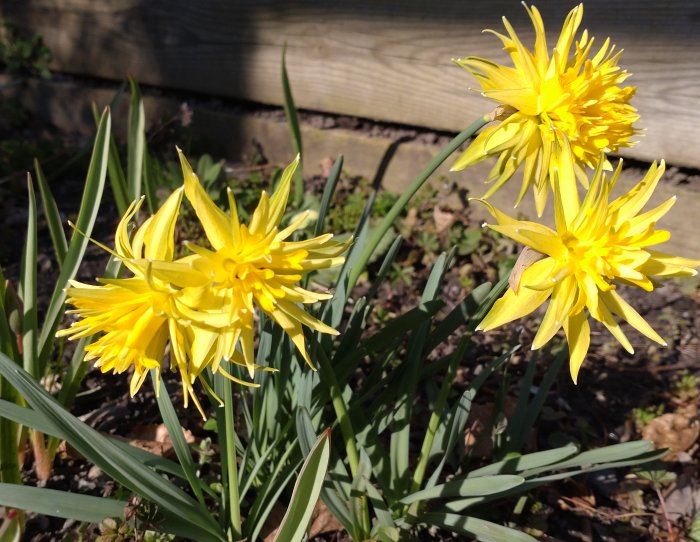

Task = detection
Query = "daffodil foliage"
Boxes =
[58,153,349,416]
[475,157,700,382]
[452,3,639,215]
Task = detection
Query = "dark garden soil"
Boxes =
[1,97,699,542]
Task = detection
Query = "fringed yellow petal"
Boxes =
[564,310,590,384]
[477,259,555,331]
[179,148,233,250]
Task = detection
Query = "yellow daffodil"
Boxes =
[452,4,639,215]
[474,156,699,382]
[57,189,198,397]
[177,150,350,376]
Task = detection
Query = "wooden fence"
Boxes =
[2,0,700,168]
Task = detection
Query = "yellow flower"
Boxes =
[474,157,699,382]
[57,189,197,397]
[452,4,639,215]
[177,150,350,375]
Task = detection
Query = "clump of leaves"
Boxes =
[671,372,699,401]
[632,404,665,431]
[326,175,399,233]
[0,23,51,78]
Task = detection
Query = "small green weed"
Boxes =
[632,404,665,430]
[0,23,52,78]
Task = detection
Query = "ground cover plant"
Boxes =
[0,3,699,541]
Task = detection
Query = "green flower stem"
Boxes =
[410,335,470,495]
[221,374,242,540]
[315,345,359,476]
[347,114,490,291]
[315,346,372,536]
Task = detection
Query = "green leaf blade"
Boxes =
[33,159,68,266]
[274,430,331,542]
[0,483,127,523]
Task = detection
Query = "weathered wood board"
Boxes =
[2,1,700,168]
[7,76,700,259]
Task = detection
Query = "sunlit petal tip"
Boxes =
[570,369,579,385]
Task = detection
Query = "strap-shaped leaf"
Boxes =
[38,108,111,372]
[92,101,128,215]
[314,155,342,237]
[21,175,38,377]
[347,115,490,291]
[153,371,205,504]
[0,483,127,523]
[127,76,145,204]
[273,430,330,542]
[296,407,353,532]
[33,159,68,266]
[391,252,452,495]
[0,398,187,480]
[425,346,517,489]
[420,512,537,542]
[0,354,223,541]
[468,443,579,478]
[281,44,304,207]
[400,474,524,505]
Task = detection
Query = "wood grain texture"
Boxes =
[2,1,700,167]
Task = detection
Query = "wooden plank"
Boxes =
[7,76,700,260]
[2,1,700,168]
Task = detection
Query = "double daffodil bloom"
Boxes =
[475,155,699,382]
[177,150,351,376]
[452,4,639,215]
[57,188,204,398]
[58,151,349,416]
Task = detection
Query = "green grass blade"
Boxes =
[274,430,330,542]
[0,353,223,541]
[0,269,21,485]
[0,398,188,481]
[38,108,111,372]
[0,483,126,523]
[428,281,493,348]
[33,159,68,266]
[281,45,303,159]
[92,102,129,216]
[0,398,62,437]
[425,346,517,489]
[314,155,342,237]
[533,440,656,472]
[400,475,524,505]
[347,115,490,291]
[21,175,38,378]
[322,191,375,327]
[152,371,205,505]
[504,350,566,455]
[503,350,538,453]
[296,407,353,531]
[55,255,120,410]
[142,147,159,214]
[420,513,537,542]
[391,253,451,495]
[0,267,19,361]
[411,335,471,494]
[247,441,301,542]
[365,235,403,304]
[468,444,579,479]
[281,44,303,207]
[127,76,145,203]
